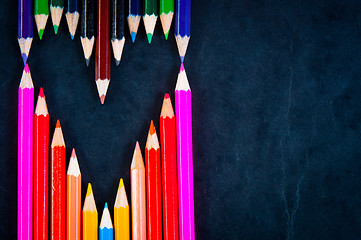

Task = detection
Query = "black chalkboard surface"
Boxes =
[1,0,361,239]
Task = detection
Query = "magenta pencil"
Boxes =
[18,64,34,240]
[175,63,195,240]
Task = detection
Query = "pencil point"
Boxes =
[180,56,184,63]
[180,63,184,72]
[56,119,61,128]
[70,34,74,40]
[54,25,59,34]
[118,178,124,189]
[39,29,44,40]
[164,93,170,99]
[136,141,140,151]
[149,120,155,134]
[39,87,45,97]
[147,33,153,44]
[115,59,120,66]
[104,202,108,209]
[22,54,27,65]
[85,58,90,66]
[165,31,169,40]
[71,148,76,158]
[86,183,92,196]
[100,95,105,104]
[131,32,136,43]
[24,63,30,73]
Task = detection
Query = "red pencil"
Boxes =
[145,120,162,240]
[160,93,179,240]
[51,120,66,240]
[95,0,111,104]
[34,88,49,240]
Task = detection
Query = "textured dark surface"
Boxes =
[1,0,361,239]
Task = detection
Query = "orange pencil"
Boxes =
[145,121,162,240]
[66,149,82,240]
[131,142,146,240]
[51,120,66,240]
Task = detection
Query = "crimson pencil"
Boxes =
[145,121,162,240]
[160,93,179,240]
[51,120,66,240]
[34,88,49,240]
[95,0,111,104]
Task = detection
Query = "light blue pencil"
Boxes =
[99,203,113,240]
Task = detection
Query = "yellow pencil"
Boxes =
[83,183,98,240]
[114,178,130,240]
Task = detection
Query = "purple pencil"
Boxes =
[18,0,33,65]
[175,0,190,62]
[175,63,195,240]
[18,64,34,240]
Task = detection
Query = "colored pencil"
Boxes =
[128,0,141,43]
[18,64,34,240]
[175,0,190,62]
[114,178,130,240]
[145,121,162,240]
[159,0,173,40]
[18,0,33,65]
[143,0,158,44]
[51,120,66,240]
[80,0,95,66]
[66,149,82,240]
[131,142,146,240]
[50,0,64,34]
[111,0,125,65]
[66,0,79,39]
[34,0,49,39]
[95,0,111,104]
[34,87,49,240]
[160,93,179,240]
[175,63,194,240]
[83,183,98,240]
[100,203,114,240]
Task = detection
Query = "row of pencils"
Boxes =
[18,63,194,240]
[19,0,190,104]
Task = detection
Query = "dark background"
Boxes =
[1,0,361,239]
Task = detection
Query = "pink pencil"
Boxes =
[18,64,34,240]
[175,63,195,240]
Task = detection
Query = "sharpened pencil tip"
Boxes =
[24,63,30,73]
[118,178,124,189]
[147,33,153,44]
[135,141,140,151]
[70,34,74,40]
[131,32,137,43]
[165,31,169,40]
[115,59,120,66]
[39,87,45,97]
[104,202,108,209]
[54,25,59,34]
[149,120,155,134]
[164,93,170,99]
[71,148,76,158]
[100,95,105,104]
[86,183,92,196]
[38,29,44,40]
[22,54,27,65]
[85,58,90,66]
[56,119,61,128]
[180,56,184,63]
[180,63,184,72]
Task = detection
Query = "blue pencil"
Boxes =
[99,203,113,240]
[127,0,141,42]
[175,0,190,62]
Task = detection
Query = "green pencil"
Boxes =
[34,0,49,39]
[50,0,64,34]
[143,0,158,44]
[160,0,173,40]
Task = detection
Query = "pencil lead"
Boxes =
[24,63,30,73]
[149,120,155,134]
[104,202,108,209]
[165,31,169,40]
[147,33,153,44]
[164,93,170,99]
[86,183,92,196]
[115,59,120,66]
[22,54,27,65]
[70,34,74,40]
[85,58,90,67]
[71,148,76,158]
[56,119,61,128]
[180,62,184,72]
[131,32,137,43]
[39,29,44,40]
[100,95,105,105]
[135,141,140,151]
[180,56,184,63]
[54,25,59,34]
[39,87,45,98]
[118,178,124,189]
